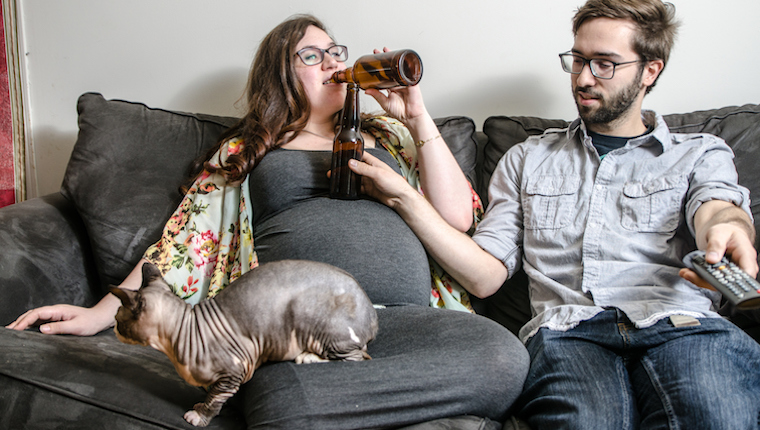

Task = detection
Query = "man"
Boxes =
[352,0,760,428]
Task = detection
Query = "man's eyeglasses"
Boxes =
[559,52,642,80]
[295,45,348,66]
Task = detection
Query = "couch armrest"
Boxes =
[0,193,101,325]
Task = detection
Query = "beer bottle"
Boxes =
[324,49,423,89]
[329,83,364,200]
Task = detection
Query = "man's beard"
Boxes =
[574,71,643,127]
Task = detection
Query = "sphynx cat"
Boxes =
[110,260,378,427]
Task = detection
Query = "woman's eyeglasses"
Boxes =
[295,45,348,66]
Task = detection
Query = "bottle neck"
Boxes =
[326,69,351,85]
[339,84,361,129]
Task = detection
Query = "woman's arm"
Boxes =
[365,53,473,232]
[350,152,507,298]
[402,103,474,232]
[6,259,148,335]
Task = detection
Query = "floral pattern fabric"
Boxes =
[143,116,483,311]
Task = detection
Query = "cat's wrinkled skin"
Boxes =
[110,260,378,427]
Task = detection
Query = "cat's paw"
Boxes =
[295,351,328,364]
[184,409,210,427]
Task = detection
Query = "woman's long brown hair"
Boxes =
[184,14,331,190]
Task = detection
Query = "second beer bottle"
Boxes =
[329,83,364,200]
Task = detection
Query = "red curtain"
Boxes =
[0,5,15,208]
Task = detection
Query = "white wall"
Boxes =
[16,0,760,197]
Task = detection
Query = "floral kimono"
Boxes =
[144,116,483,311]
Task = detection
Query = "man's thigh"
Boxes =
[518,323,638,430]
[631,317,760,430]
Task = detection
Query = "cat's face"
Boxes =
[110,263,172,346]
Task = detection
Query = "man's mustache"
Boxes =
[575,87,602,99]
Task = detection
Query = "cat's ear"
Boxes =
[109,286,139,309]
[140,262,165,289]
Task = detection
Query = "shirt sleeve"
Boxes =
[684,133,752,237]
[472,143,526,278]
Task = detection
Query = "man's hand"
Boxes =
[680,200,758,290]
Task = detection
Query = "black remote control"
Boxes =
[683,250,760,310]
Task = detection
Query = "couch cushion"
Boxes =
[434,116,479,186]
[61,93,239,291]
[0,193,100,325]
[0,312,511,429]
[0,328,245,429]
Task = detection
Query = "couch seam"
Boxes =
[666,107,760,131]
[81,92,238,128]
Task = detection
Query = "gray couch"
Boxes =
[1,92,759,429]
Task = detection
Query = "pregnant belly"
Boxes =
[253,197,430,306]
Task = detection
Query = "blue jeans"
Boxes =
[517,309,760,429]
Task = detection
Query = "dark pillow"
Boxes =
[61,93,238,292]
[434,116,479,186]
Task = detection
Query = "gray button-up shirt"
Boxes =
[473,111,752,342]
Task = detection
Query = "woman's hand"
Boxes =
[6,304,114,336]
[362,47,473,231]
[350,151,417,209]
[364,48,428,124]
[6,292,122,336]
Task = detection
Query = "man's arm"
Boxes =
[350,153,508,298]
[680,199,758,288]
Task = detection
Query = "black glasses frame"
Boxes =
[559,52,642,80]
[295,45,348,66]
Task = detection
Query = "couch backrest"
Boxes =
[480,116,570,204]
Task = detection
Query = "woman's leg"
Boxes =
[239,305,529,429]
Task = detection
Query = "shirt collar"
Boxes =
[567,110,671,153]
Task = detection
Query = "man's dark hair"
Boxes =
[573,0,680,93]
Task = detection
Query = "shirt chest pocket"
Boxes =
[621,175,686,233]
[523,175,580,230]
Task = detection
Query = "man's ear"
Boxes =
[642,59,665,88]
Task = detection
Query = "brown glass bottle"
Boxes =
[329,83,364,200]
[324,49,423,89]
